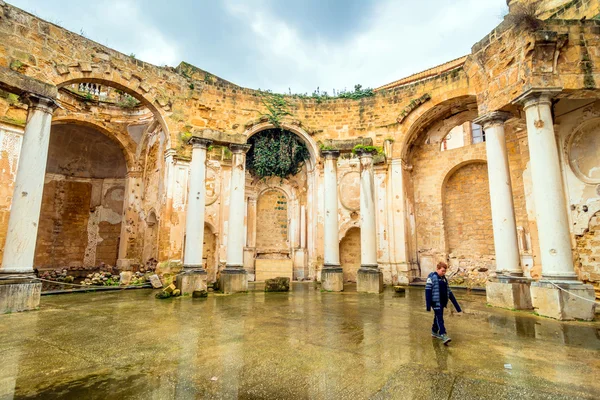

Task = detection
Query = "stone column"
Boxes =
[0,94,57,314]
[177,137,212,295]
[387,158,412,284]
[243,196,257,278]
[221,144,251,294]
[356,150,383,293]
[513,88,595,320]
[474,111,532,310]
[321,150,343,291]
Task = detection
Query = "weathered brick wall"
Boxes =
[576,212,600,293]
[340,227,361,282]
[444,162,495,285]
[34,179,92,269]
[256,189,288,252]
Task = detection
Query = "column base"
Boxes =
[486,277,532,310]
[0,278,41,314]
[530,281,596,321]
[357,266,383,294]
[220,268,248,294]
[176,269,208,295]
[321,266,343,292]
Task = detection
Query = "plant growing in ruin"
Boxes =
[505,3,542,31]
[259,91,292,128]
[246,129,309,179]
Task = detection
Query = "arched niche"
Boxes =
[34,122,127,270]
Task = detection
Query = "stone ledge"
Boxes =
[531,282,596,321]
[0,280,41,314]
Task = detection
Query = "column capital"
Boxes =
[229,143,252,154]
[126,169,143,178]
[512,87,562,109]
[164,148,177,161]
[473,111,513,129]
[321,149,340,160]
[23,93,58,114]
[355,148,377,158]
[188,137,212,149]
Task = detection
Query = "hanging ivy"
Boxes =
[246,129,310,179]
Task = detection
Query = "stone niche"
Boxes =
[255,189,293,281]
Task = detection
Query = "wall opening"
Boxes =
[34,123,127,270]
[340,227,361,282]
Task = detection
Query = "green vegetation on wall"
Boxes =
[246,129,310,179]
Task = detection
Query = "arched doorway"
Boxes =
[244,124,317,280]
[340,227,361,282]
[254,188,292,281]
[443,162,494,279]
[34,123,127,270]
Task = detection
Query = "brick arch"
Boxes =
[51,118,136,171]
[440,158,487,202]
[400,94,478,160]
[55,75,171,148]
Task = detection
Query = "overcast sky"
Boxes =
[10,0,507,93]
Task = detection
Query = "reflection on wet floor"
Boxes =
[0,283,599,399]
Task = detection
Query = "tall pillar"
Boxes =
[513,88,595,320]
[387,158,412,284]
[321,150,343,291]
[177,137,212,295]
[221,144,251,294]
[475,112,522,275]
[243,195,257,278]
[0,94,57,313]
[475,111,532,310]
[356,149,383,293]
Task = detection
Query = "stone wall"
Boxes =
[256,189,288,253]
[34,176,124,269]
[576,211,600,292]
[444,162,495,286]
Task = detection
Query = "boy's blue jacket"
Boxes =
[425,271,461,312]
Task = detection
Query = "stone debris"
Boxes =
[192,290,208,298]
[149,274,163,288]
[264,277,290,292]
[155,283,183,299]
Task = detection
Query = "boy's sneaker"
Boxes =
[441,334,452,345]
[431,331,442,339]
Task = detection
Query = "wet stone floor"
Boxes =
[0,283,599,400]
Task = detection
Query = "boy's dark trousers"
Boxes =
[432,304,446,335]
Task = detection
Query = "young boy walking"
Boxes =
[426,262,461,345]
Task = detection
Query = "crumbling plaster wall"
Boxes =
[556,99,600,289]
[0,123,22,266]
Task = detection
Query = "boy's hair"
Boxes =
[436,262,448,270]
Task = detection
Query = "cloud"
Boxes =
[222,0,506,93]
[10,0,182,66]
[9,0,506,92]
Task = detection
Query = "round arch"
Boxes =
[440,158,487,201]
[56,76,171,149]
[51,118,136,171]
[244,122,319,170]
[400,94,478,160]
